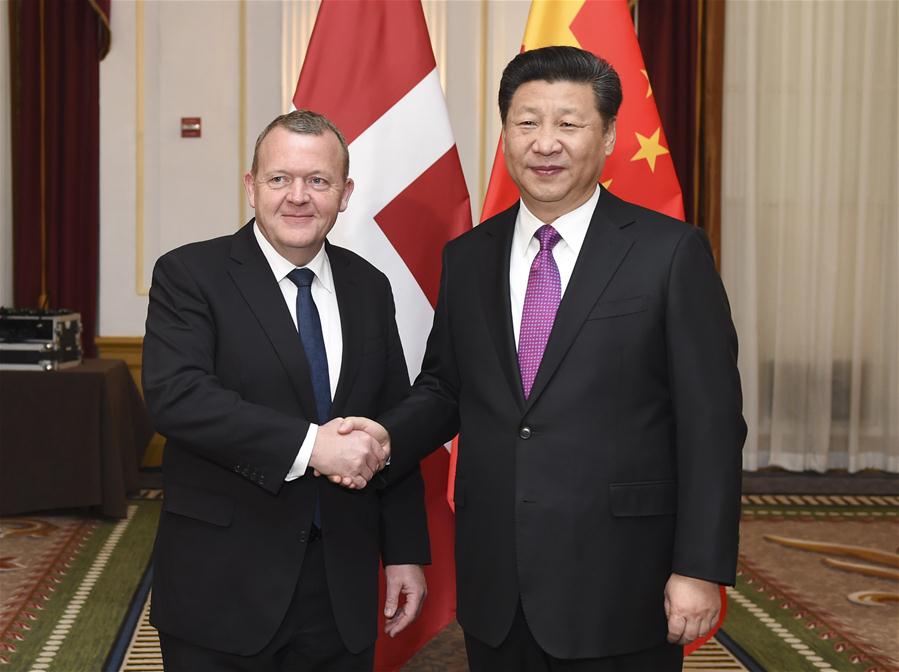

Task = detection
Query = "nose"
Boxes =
[531,126,561,156]
[287,180,310,204]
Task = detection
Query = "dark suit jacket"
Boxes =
[142,221,430,656]
[380,192,746,659]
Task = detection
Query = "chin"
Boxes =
[526,188,567,204]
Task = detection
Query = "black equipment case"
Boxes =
[0,308,83,371]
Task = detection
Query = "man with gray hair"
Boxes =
[142,110,429,670]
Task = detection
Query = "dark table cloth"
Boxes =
[0,358,153,518]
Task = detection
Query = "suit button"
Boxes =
[298,530,308,543]
[519,426,532,440]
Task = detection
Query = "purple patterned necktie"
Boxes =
[518,224,562,399]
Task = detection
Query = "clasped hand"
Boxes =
[664,573,721,646]
[308,417,390,489]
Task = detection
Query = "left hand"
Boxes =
[383,564,427,637]
[664,573,721,646]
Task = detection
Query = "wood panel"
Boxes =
[95,336,164,467]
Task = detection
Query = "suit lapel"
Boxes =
[525,193,636,411]
[478,206,526,412]
[327,244,363,415]
[227,221,319,419]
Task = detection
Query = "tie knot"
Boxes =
[287,268,315,289]
[535,224,561,252]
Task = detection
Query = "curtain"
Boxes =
[8,0,110,357]
[636,0,699,223]
[637,0,726,266]
[722,0,899,472]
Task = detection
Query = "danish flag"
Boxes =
[294,1,470,669]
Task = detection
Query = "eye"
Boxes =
[267,175,291,188]
[559,121,578,128]
[518,120,537,128]
[307,176,331,190]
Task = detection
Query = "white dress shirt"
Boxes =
[253,223,342,481]
[509,186,600,347]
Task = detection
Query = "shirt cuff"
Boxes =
[285,424,317,481]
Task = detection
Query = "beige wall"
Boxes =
[98,0,530,338]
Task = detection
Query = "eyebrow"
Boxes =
[263,168,335,177]
[515,105,582,116]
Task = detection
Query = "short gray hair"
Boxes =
[250,109,350,179]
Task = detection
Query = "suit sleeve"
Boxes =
[377,280,431,565]
[142,251,307,494]
[666,227,746,585]
[379,245,462,480]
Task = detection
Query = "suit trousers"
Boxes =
[464,602,683,672]
[158,538,375,672]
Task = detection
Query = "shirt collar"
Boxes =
[253,222,335,294]
[515,185,601,258]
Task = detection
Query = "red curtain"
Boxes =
[8,0,110,357]
[636,0,699,225]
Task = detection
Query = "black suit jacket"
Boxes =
[142,221,430,655]
[381,192,746,659]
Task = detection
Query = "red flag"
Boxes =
[481,0,684,223]
[294,1,470,669]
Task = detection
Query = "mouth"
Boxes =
[281,213,315,222]
[529,165,565,177]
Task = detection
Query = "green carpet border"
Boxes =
[726,499,899,672]
[2,501,160,670]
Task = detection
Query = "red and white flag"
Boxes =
[294,1,470,669]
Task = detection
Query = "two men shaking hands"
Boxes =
[144,46,744,672]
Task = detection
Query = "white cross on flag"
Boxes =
[293,1,471,669]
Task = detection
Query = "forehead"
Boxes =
[508,80,599,117]
[257,126,344,174]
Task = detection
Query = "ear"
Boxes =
[500,129,507,157]
[339,178,355,212]
[602,119,617,157]
[243,172,257,209]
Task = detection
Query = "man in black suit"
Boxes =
[341,47,746,671]
[142,110,429,671]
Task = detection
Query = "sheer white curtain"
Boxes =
[722,0,898,472]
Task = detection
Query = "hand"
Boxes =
[383,564,427,637]
[308,418,388,489]
[317,417,391,489]
[664,573,721,646]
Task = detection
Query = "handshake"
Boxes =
[308,417,390,489]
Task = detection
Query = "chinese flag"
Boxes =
[481,0,684,222]
[294,1,470,670]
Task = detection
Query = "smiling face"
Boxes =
[502,79,616,223]
[243,126,354,266]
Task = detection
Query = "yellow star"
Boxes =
[522,1,582,49]
[640,69,653,98]
[630,127,669,173]
[601,179,613,190]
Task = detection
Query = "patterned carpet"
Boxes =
[729,494,899,671]
[0,496,161,670]
[2,491,896,671]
